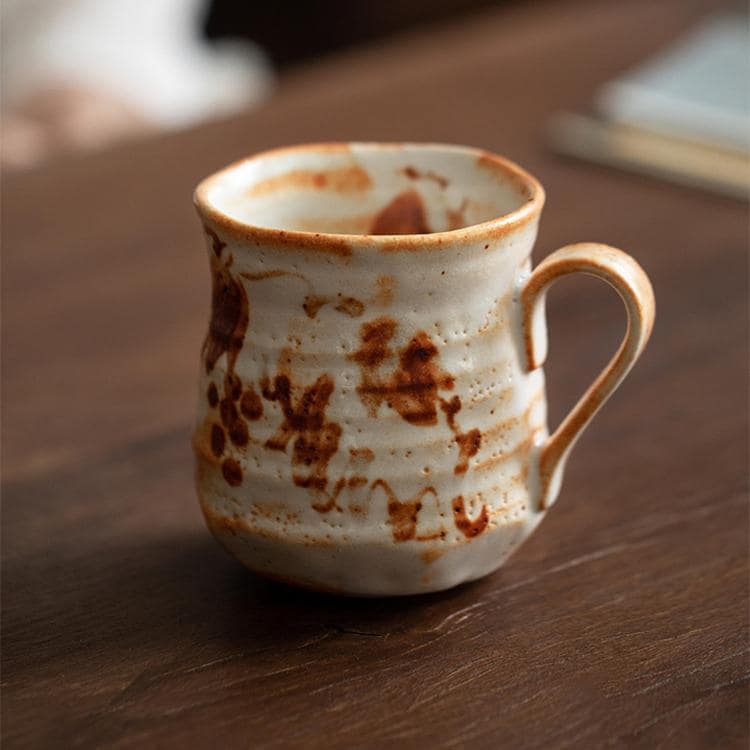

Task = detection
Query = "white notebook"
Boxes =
[549,13,750,199]
[597,13,750,152]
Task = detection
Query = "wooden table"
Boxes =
[3,1,747,747]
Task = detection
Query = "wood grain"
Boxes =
[2,0,747,747]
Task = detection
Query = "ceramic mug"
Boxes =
[193,142,655,596]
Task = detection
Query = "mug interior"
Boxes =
[198,143,540,236]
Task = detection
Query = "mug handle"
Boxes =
[519,243,655,510]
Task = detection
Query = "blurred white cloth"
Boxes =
[1,0,273,165]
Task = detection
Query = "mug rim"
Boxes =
[194,142,545,252]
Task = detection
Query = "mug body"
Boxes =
[194,142,547,595]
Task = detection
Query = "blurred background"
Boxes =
[2,0,498,168]
[2,0,748,194]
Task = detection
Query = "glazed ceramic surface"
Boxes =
[193,143,655,596]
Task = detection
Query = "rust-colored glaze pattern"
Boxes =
[372,480,445,542]
[246,166,373,198]
[452,495,489,538]
[349,447,375,462]
[207,382,219,408]
[303,294,365,319]
[210,424,225,457]
[370,190,431,235]
[311,475,368,514]
[221,458,244,487]
[302,295,328,319]
[334,297,366,317]
[240,385,263,421]
[454,431,482,474]
[440,395,482,475]
[195,233,512,543]
[201,227,249,376]
[349,317,396,370]
[350,317,482,474]
[373,275,396,306]
[200,225,264,488]
[261,373,342,496]
[205,226,225,257]
[350,318,455,426]
[402,165,450,189]
[388,496,424,542]
[219,389,248,448]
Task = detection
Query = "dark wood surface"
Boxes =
[3,1,748,747]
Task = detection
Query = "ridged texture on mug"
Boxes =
[193,143,548,595]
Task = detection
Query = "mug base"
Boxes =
[201,501,541,597]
